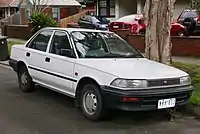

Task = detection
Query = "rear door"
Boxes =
[43,30,77,96]
[25,30,54,84]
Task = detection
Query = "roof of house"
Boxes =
[0,0,20,7]
[28,0,81,6]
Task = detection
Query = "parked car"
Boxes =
[177,9,200,35]
[109,14,187,37]
[95,16,110,24]
[9,27,193,121]
[78,15,108,30]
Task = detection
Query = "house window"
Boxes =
[10,8,16,15]
[98,0,115,17]
[52,8,58,18]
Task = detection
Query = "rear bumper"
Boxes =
[9,59,18,72]
[101,85,193,111]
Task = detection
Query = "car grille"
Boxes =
[148,78,180,87]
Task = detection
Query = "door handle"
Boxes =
[45,57,50,62]
[26,52,31,57]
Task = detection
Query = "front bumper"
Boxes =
[101,85,193,111]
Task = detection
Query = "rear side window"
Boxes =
[50,31,72,56]
[28,30,53,52]
[180,11,197,19]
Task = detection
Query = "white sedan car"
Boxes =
[9,27,193,121]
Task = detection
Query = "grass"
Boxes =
[172,62,200,106]
[7,41,24,55]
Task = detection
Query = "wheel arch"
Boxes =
[17,61,28,72]
[75,77,101,107]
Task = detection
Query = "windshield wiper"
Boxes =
[84,53,143,58]
[121,53,143,58]
[85,53,121,58]
[98,53,123,58]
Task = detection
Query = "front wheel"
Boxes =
[80,84,106,121]
[17,65,35,93]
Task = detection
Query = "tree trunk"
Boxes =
[144,0,176,65]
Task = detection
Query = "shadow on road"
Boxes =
[34,85,173,124]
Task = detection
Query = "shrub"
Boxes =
[29,12,59,34]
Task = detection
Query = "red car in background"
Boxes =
[109,14,188,37]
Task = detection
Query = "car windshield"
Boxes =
[181,11,197,18]
[71,31,143,58]
[116,14,142,23]
[92,16,100,23]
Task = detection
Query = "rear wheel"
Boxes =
[17,65,35,93]
[80,83,106,121]
[177,30,185,37]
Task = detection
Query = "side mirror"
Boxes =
[60,49,74,58]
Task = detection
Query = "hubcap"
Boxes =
[178,32,184,37]
[21,72,28,85]
[83,91,97,115]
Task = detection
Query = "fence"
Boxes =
[1,23,32,40]
[60,10,88,28]
[116,30,200,57]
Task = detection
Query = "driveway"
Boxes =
[1,66,200,134]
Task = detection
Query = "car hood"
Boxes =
[77,58,188,79]
[112,21,133,25]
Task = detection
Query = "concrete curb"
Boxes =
[178,105,200,119]
[0,62,9,67]
[185,106,200,119]
[0,60,9,66]
[0,61,11,70]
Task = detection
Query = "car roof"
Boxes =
[116,14,143,22]
[182,9,197,12]
[42,27,113,33]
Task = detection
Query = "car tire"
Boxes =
[80,83,106,121]
[139,29,145,35]
[17,65,35,93]
[177,30,185,37]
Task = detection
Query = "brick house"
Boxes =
[94,0,191,20]
[0,0,19,19]
[18,0,81,25]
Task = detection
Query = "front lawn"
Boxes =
[7,41,24,55]
[172,62,200,106]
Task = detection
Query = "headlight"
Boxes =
[110,79,148,88]
[180,76,191,85]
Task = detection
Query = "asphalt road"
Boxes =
[1,66,200,134]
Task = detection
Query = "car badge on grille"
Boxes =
[164,80,168,84]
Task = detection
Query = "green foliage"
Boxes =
[172,62,199,84]
[172,62,200,106]
[190,84,200,106]
[29,12,59,33]
[190,0,200,13]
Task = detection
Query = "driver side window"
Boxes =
[49,31,72,57]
